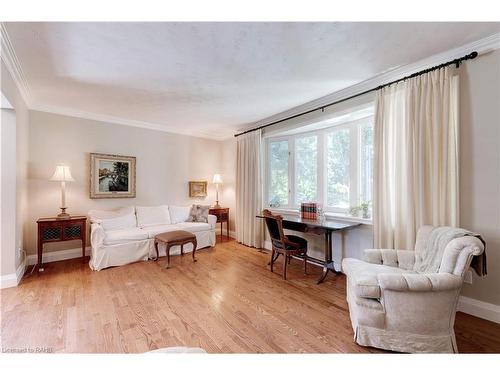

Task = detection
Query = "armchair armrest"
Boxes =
[208,214,217,229]
[378,273,462,292]
[90,223,106,249]
[363,249,415,270]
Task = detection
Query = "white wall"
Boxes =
[1,108,17,276]
[26,110,224,255]
[1,60,29,278]
[459,49,500,306]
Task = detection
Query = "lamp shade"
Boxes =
[49,165,75,182]
[212,174,223,184]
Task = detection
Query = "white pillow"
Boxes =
[169,206,191,224]
[136,205,171,227]
[100,213,137,231]
[88,206,135,222]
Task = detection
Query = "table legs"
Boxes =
[316,230,338,284]
[37,242,44,272]
[156,239,197,269]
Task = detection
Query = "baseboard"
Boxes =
[216,228,236,239]
[457,296,500,324]
[26,246,91,266]
[1,259,26,289]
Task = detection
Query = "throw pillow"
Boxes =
[188,204,210,223]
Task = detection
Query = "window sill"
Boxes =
[264,207,373,225]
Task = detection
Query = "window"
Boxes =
[265,107,374,217]
[326,128,350,208]
[295,135,318,204]
[268,139,289,206]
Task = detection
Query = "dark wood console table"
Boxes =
[36,216,87,271]
[257,213,360,284]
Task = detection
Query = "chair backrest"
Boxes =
[262,209,286,249]
[414,225,485,276]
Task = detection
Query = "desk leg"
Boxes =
[317,231,334,284]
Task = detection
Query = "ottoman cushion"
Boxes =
[155,230,196,243]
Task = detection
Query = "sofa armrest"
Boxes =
[208,214,217,229]
[378,273,462,292]
[363,249,415,270]
[90,223,106,249]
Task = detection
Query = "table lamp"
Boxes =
[50,165,75,219]
[212,174,223,208]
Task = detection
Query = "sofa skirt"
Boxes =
[354,325,458,353]
[90,230,216,271]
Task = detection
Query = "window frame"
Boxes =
[264,116,373,214]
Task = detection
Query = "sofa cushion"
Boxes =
[104,228,149,245]
[136,205,171,227]
[342,258,415,299]
[89,206,135,222]
[169,206,191,224]
[89,207,137,231]
[143,224,183,238]
[176,222,211,233]
[99,213,137,231]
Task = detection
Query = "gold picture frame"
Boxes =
[90,153,136,199]
[189,181,207,197]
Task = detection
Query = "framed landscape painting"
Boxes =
[90,153,136,198]
[189,180,207,197]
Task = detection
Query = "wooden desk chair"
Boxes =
[262,209,308,280]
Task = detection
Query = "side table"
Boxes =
[208,207,230,239]
[36,216,87,271]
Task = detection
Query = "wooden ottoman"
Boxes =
[154,230,197,269]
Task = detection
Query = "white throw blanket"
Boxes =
[413,226,486,274]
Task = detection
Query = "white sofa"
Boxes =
[342,226,485,353]
[88,206,216,271]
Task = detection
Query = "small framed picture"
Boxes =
[189,181,207,198]
[90,153,136,199]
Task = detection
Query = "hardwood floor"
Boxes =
[1,237,499,353]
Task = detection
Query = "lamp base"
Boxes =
[213,202,221,209]
[57,207,70,220]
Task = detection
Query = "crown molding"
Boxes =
[238,32,500,134]
[0,23,32,106]
[30,103,231,141]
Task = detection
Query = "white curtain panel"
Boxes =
[236,129,264,247]
[374,66,459,250]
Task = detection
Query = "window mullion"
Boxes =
[317,132,325,209]
[289,136,295,208]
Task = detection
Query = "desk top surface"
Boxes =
[256,214,360,231]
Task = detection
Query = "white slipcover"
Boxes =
[342,226,485,353]
[89,206,216,271]
[136,205,171,227]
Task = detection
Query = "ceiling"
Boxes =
[3,22,500,139]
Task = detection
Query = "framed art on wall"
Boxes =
[189,180,207,197]
[90,153,136,198]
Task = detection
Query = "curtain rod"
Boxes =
[234,51,478,137]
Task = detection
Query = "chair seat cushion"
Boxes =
[342,258,415,299]
[104,228,149,245]
[285,235,307,250]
